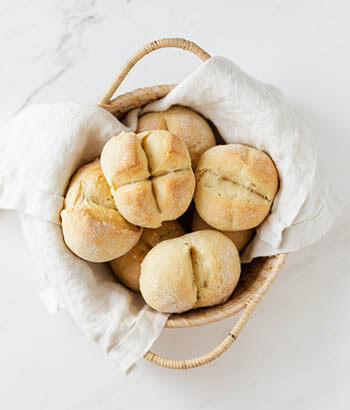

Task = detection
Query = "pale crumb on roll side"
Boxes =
[110,221,185,292]
[191,211,254,253]
[194,144,279,231]
[139,230,241,314]
[101,130,195,229]
[137,105,216,168]
[61,159,142,263]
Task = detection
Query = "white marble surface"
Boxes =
[1,1,349,409]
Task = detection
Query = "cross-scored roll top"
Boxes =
[101,130,195,228]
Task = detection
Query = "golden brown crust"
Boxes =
[151,170,196,220]
[139,230,241,313]
[194,144,279,231]
[191,211,254,252]
[115,180,162,228]
[61,159,142,262]
[100,132,149,188]
[141,130,191,175]
[110,239,149,292]
[101,130,195,228]
[64,159,115,209]
[137,105,216,168]
[110,221,185,292]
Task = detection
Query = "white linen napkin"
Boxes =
[0,102,168,374]
[124,56,344,262]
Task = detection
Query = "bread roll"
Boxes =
[194,144,278,231]
[137,105,216,168]
[110,221,184,292]
[191,211,253,252]
[101,130,195,228]
[61,159,142,262]
[140,230,241,313]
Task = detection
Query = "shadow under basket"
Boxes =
[98,38,288,370]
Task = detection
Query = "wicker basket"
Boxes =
[98,38,287,370]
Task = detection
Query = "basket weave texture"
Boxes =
[98,38,287,369]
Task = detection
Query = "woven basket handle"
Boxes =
[145,267,280,369]
[98,38,211,106]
